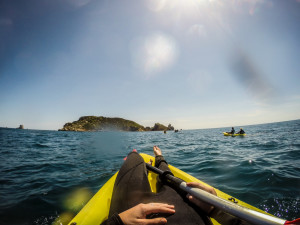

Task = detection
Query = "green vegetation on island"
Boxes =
[59,116,175,132]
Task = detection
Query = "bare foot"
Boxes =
[153,146,162,156]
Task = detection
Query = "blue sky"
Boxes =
[0,0,299,130]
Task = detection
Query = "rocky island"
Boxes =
[59,116,175,132]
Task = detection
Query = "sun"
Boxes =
[131,33,178,78]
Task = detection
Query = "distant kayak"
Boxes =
[223,132,246,136]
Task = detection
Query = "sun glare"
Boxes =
[147,0,205,12]
[131,33,178,77]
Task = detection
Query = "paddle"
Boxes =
[146,163,300,225]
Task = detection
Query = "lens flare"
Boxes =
[63,187,92,212]
[131,33,178,78]
[52,212,74,225]
[147,0,203,12]
[231,49,274,102]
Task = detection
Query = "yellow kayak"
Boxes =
[223,132,246,136]
[67,153,268,225]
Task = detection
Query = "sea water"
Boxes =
[0,120,299,224]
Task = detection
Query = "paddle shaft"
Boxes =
[146,163,286,225]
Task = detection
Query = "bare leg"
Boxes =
[153,146,171,172]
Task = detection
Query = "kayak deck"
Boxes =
[68,153,267,225]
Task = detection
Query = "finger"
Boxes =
[187,194,215,214]
[148,203,175,209]
[144,203,175,215]
[186,182,204,188]
[186,182,208,192]
[147,203,175,209]
[187,194,199,204]
[139,217,167,225]
[186,182,217,195]
[187,192,210,206]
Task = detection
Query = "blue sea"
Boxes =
[1,120,300,225]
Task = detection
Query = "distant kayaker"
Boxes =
[101,146,246,225]
[237,128,245,134]
[236,128,245,134]
[229,127,235,134]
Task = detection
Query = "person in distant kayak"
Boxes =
[229,127,235,134]
[236,128,245,134]
[101,146,249,225]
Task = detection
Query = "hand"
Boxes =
[186,182,217,215]
[119,203,175,225]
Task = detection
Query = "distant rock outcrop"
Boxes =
[152,123,168,131]
[59,116,175,132]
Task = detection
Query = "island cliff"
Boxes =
[59,116,175,132]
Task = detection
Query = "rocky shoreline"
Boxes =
[59,116,175,132]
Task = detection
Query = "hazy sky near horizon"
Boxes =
[0,0,299,130]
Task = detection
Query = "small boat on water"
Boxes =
[223,132,246,136]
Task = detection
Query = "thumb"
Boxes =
[187,194,195,202]
[140,217,167,225]
[187,194,200,205]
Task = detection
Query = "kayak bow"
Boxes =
[67,153,299,225]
